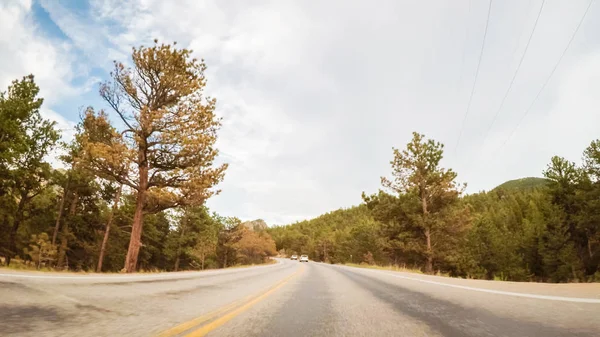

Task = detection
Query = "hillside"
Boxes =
[494,177,549,191]
[241,219,268,231]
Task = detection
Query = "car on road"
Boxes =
[299,255,309,262]
[290,255,298,260]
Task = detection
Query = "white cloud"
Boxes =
[0,1,92,170]
[0,0,88,130]
[0,1,82,103]
[40,108,77,168]
[524,51,600,162]
[40,108,77,139]
[5,0,600,224]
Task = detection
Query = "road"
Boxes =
[1,259,599,337]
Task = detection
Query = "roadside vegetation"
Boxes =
[0,41,276,273]
[269,133,600,283]
[344,263,425,275]
[2,40,597,282]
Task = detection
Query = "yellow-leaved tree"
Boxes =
[84,41,227,272]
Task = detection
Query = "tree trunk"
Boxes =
[57,192,78,269]
[421,187,433,274]
[587,233,594,258]
[97,184,122,272]
[201,252,205,270]
[174,256,180,272]
[7,196,27,266]
[124,157,148,273]
[52,179,69,246]
[425,228,433,274]
[223,249,228,268]
[1,214,7,265]
[173,225,186,272]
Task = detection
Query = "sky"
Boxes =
[1,0,600,225]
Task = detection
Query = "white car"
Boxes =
[290,255,298,260]
[299,255,309,262]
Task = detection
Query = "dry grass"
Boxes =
[0,258,59,272]
[343,263,454,277]
[0,257,277,274]
[344,262,424,274]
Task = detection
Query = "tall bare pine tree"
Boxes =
[85,41,227,272]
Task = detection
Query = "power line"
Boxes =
[455,0,494,153]
[495,0,594,152]
[508,0,534,60]
[481,0,546,144]
[455,0,473,96]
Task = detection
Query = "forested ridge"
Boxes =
[2,42,598,281]
[0,41,276,272]
[494,177,549,191]
[269,133,600,283]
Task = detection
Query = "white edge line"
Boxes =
[0,259,282,281]
[335,264,600,304]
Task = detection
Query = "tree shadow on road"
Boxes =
[0,304,65,335]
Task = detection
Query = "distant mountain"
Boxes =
[494,177,549,191]
[241,219,268,231]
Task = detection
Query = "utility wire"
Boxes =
[455,0,473,96]
[496,0,594,151]
[455,0,494,153]
[512,0,533,59]
[508,0,534,60]
[481,0,546,144]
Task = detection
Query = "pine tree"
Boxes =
[381,132,465,273]
[0,75,59,265]
[84,41,227,272]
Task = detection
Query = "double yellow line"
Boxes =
[158,265,304,337]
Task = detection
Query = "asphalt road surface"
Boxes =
[1,259,599,337]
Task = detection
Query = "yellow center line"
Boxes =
[185,265,304,337]
[157,264,304,337]
[157,296,249,337]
